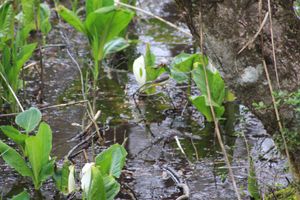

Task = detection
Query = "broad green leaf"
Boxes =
[95,144,127,178]
[40,158,55,182]
[85,7,134,60]
[0,126,28,146]
[190,95,225,122]
[170,69,189,83]
[53,160,72,194]
[0,1,14,41]
[57,5,86,34]
[103,174,120,200]
[171,53,200,73]
[21,0,36,31]
[144,44,164,82]
[25,122,52,189]
[40,3,52,35]
[103,37,129,58]
[15,107,42,133]
[86,0,114,16]
[16,43,37,70]
[10,190,30,200]
[145,44,155,70]
[88,166,106,200]
[0,140,32,177]
[192,62,225,105]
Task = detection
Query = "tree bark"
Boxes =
[175,0,300,177]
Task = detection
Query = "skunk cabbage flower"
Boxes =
[68,165,76,194]
[81,162,95,195]
[114,0,120,6]
[133,55,146,86]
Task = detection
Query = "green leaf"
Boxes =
[40,158,55,182]
[86,0,114,16]
[192,62,225,105]
[57,5,86,34]
[0,126,28,146]
[103,174,120,200]
[144,44,163,82]
[0,1,14,41]
[15,107,42,133]
[87,166,106,200]
[53,160,72,194]
[16,43,37,70]
[95,144,127,178]
[85,7,134,60]
[40,3,52,35]
[145,44,155,70]
[10,190,30,200]
[170,53,204,83]
[103,37,129,58]
[171,53,200,73]
[25,122,53,189]
[21,0,36,31]
[0,140,32,177]
[190,95,225,122]
[170,69,189,83]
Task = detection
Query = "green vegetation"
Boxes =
[57,0,134,88]
[133,44,166,94]
[0,108,127,198]
[0,107,54,190]
[133,51,233,122]
[82,144,127,200]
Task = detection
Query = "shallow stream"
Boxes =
[0,0,290,199]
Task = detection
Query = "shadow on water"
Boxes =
[0,0,290,199]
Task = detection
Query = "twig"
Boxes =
[238,12,269,54]
[116,2,192,37]
[67,131,96,159]
[0,100,88,118]
[267,0,280,88]
[0,71,24,112]
[262,59,291,168]
[70,110,102,141]
[39,100,88,110]
[198,10,241,200]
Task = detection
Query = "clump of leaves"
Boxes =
[0,107,55,190]
[0,1,37,111]
[57,0,134,85]
[273,89,300,113]
[20,0,52,41]
[80,144,127,200]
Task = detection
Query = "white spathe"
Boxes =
[114,0,120,6]
[68,165,76,194]
[133,55,146,86]
[81,162,95,195]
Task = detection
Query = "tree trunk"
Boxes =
[175,0,300,179]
